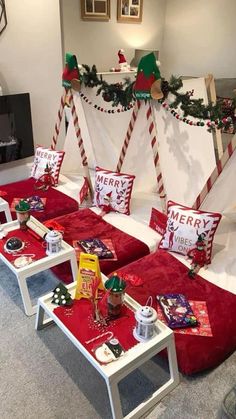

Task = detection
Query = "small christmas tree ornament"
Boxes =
[105,273,126,318]
[134,52,163,100]
[34,164,55,191]
[15,200,30,230]
[62,53,81,91]
[51,283,73,306]
[133,296,158,342]
[187,234,207,278]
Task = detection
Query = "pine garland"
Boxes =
[80,64,236,132]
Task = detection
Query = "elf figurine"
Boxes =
[62,53,81,91]
[134,52,163,100]
[100,191,113,217]
[187,234,207,278]
[34,164,55,191]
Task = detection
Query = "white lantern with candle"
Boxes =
[133,297,158,342]
[45,230,62,255]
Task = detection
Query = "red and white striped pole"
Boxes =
[68,89,94,199]
[51,90,67,150]
[192,135,236,209]
[147,102,167,213]
[116,100,141,172]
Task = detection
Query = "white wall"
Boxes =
[162,0,236,78]
[61,0,167,71]
[0,0,63,184]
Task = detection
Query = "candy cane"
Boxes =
[192,135,236,209]
[68,90,94,199]
[116,100,141,172]
[51,90,67,150]
[147,103,167,213]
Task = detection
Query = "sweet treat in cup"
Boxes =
[105,273,126,318]
[15,200,30,231]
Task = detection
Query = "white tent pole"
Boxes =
[68,89,94,200]
[192,134,236,209]
[148,101,167,213]
[116,100,141,172]
[51,90,67,150]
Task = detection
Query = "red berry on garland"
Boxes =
[102,92,112,102]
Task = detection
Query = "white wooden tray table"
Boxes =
[36,282,179,419]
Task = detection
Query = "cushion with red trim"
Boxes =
[159,200,222,263]
[31,146,65,185]
[149,207,167,236]
[93,166,135,215]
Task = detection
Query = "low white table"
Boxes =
[0,197,12,222]
[0,217,78,316]
[36,282,179,419]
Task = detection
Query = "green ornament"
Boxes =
[105,272,126,293]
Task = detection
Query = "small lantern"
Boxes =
[133,297,158,342]
[105,272,126,318]
[45,229,62,255]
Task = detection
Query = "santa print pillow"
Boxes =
[149,208,167,236]
[31,146,65,185]
[94,166,135,215]
[159,201,222,263]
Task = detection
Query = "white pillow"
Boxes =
[93,166,135,215]
[31,146,65,185]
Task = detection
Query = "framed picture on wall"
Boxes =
[117,0,143,23]
[81,0,110,21]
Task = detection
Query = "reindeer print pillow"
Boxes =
[159,201,222,263]
[94,166,135,215]
[31,146,65,185]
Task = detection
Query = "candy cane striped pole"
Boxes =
[68,89,94,199]
[116,100,141,172]
[148,102,167,213]
[51,90,67,150]
[192,135,236,209]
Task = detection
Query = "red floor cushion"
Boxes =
[51,208,150,282]
[115,250,236,375]
[0,178,79,223]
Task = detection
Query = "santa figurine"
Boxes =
[187,234,207,278]
[100,191,113,217]
[118,49,130,71]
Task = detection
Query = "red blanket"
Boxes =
[0,178,79,223]
[51,209,150,281]
[116,250,236,375]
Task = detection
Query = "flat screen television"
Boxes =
[0,93,34,165]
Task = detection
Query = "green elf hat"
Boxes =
[134,52,163,100]
[105,272,126,293]
[62,53,81,90]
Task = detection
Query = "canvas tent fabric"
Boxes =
[62,75,216,208]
